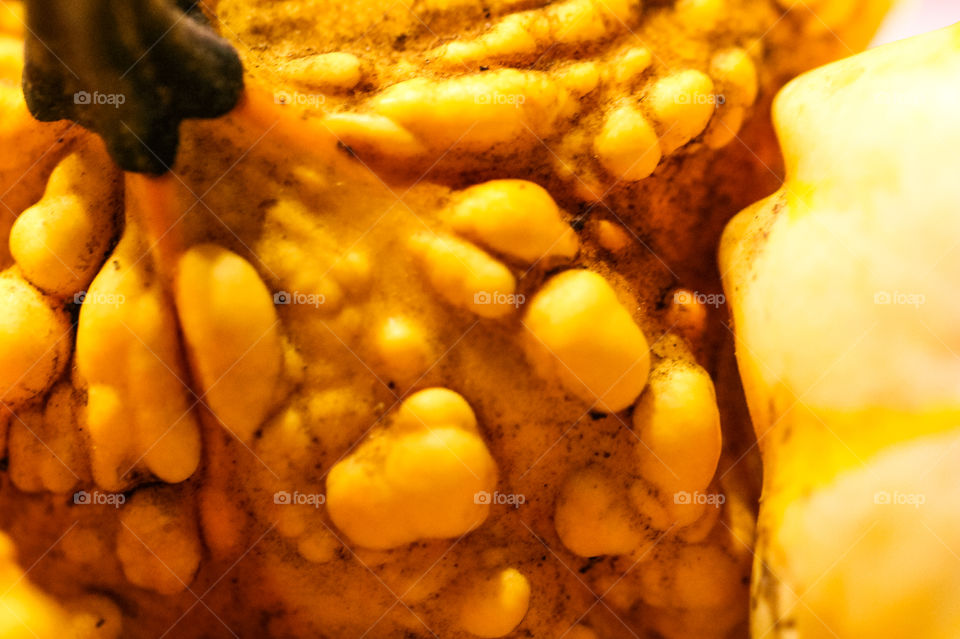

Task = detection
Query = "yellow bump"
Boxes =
[639,542,742,609]
[702,49,755,149]
[258,407,313,473]
[593,0,637,24]
[459,568,531,637]
[666,287,708,339]
[555,467,644,556]
[332,250,372,292]
[66,595,123,639]
[282,52,363,91]
[448,180,579,263]
[703,105,745,149]
[0,268,70,406]
[555,62,602,97]
[116,488,202,595]
[83,386,129,490]
[274,487,310,540]
[594,219,633,252]
[593,571,638,610]
[255,416,314,538]
[370,70,575,151]
[175,244,282,442]
[374,316,433,381]
[326,390,497,549]
[524,269,650,412]
[437,13,539,65]
[676,0,726,30]
[710,48,758,106]
[410,232,518,319]
[41,383,85,493]
[10,145,120,297]
[612,47,652,85]
[633,362,721,494]
[77,217,200,489]
[394,387,478,433]
[321,112,425,158]
[594,104,662,181]
[297,531,341,563]
[648,70,716,154]
[9,382,85,494]
[549,0,608,44]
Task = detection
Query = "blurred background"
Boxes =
[872,0,960,45]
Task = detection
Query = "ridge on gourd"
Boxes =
[0,0,891,637]
[720,21,960,639]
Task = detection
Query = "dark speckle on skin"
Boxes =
[578,556,601,573]
[337,141,358,158]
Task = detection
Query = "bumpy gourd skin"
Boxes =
[720,22,960,639]
[211,0,889,276]
[0,0,888,637]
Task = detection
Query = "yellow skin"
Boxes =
[0,531,122,639]
[0,0,888,637]
[721,22,960,639]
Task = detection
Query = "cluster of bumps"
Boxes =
[0,0,886,637]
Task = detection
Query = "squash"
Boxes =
[0,0,889,636]
[721,21,960,639]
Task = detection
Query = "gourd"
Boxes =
[721,21,960,639]
[0,0,889,636]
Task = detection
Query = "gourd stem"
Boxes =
[232,83,338,158]
[127,173,182,280]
